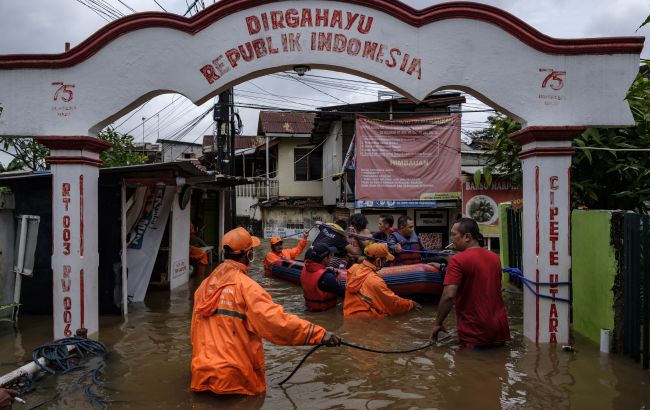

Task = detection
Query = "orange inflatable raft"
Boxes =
[269,260,444,296]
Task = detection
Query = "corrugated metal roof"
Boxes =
[203,135,262,150]
[258,111,316,135]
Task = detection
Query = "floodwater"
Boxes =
[1,239,649,409]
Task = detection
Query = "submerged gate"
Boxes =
[622,213,650,369]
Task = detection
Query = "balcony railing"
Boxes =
[236,179,278,199]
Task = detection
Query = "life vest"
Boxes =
[301,260,338,311]
[390,231,422,265]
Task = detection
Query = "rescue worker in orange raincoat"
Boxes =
[301,243,345,311]
[263,230,309,276]
[190,227,341,396]
[344,243,422,318]
[189,223,209,278]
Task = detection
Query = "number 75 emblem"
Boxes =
[51,82,75,102]
[539,69,566,91]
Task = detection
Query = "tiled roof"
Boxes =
[258,111,316,135]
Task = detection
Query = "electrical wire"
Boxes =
[152,0,168,12]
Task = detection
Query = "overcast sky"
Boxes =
[0,0,648,165]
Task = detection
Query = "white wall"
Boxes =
[169,189,190,290]
[263,206,333,239]
[322,122,343,206]
[277,139,323,197]
[161,142,202,162]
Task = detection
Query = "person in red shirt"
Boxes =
[430,218,510,349]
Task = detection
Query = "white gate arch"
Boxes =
[0,0,643,342]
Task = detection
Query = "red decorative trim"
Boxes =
[519,147,576,159]
[566,167,573,256]
[80,268,85,329]
[46,156,103,167]
[535,268,539,344]
[510,126,586,146]
[0,1,644,69]
[80,174,84,258]
[535,166,539,256]
[36,136,112,153]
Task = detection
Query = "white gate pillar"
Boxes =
[511,126,584,345]
[37,136,111,340]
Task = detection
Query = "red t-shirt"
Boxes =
[444,247,510,345]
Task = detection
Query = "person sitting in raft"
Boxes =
[263,230,309,276]
[388,215,424,265]
[373,213,395,242]
[313,219,360,268]
[344,243,422,318]
[430,218,510,350]
[189,222,209,278]
[191,227,341,396]
[300,243,345,311]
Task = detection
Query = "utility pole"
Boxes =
[141,117,146,156]
[216,89,236,229]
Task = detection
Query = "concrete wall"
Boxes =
[322,122,343,206]
[161,142,202,162]
[277,139,323,197]
[263,207,333,239]
[571,210,617,344]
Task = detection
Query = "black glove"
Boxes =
[321,331,342,347]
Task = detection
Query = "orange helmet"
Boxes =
[222,227,261,254]
[365,243,395,261]
[270,236,283,245]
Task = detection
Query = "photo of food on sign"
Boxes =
[466,195,498,224]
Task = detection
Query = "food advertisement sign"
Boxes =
[461,175,522,235]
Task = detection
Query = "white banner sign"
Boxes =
[126,185,175,302]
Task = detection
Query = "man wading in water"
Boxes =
[430,218,510,349]
[190,227,341,396]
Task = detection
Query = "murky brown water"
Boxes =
[1,239,649,409]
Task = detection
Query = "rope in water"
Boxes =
[278,339,439,386]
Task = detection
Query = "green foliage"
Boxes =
[0,138,48,171]
[572,60,650,212]
[468,114,522,187]
[97,127,147,167]
[478,61,650,212]
[0,303,17,323]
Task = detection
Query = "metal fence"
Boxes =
[622,213,650,369]
[506,207,523,272]
[235,179,278,198]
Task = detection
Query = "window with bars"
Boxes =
[294,147,323,181]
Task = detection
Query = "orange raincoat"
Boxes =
[190,259,326,395]
[343,260,415,318]
[263,238,308,275]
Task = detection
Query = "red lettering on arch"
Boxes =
[199,64,219,84]
[285,9,299,28]
[270,11,285,29]
[246,16,261,35]
[226,48,241,68]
